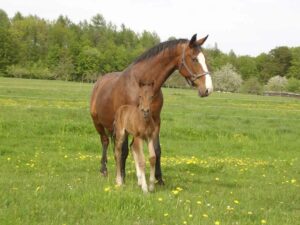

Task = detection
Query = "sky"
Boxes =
[1,0,300,56]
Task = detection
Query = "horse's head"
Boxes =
[138,81,154,119]
[178,34,213,97]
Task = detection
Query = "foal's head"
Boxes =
[138,81,154,119]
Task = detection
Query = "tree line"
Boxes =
[0,9,300,92]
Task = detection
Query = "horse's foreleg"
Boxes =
[120,135,129,181]
[153,127,164,185]
[148,139,156,192]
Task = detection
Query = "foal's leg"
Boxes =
[148,139,156,192]
[114,129,125,185]
[131,139,142,186]
[120,135,129,181]
[132,138,148,193]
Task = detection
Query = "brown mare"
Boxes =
[90,34,213,184]
[114,82,156,193]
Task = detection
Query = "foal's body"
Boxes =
[114,83,156,192]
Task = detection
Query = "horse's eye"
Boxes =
[192,58,198,62]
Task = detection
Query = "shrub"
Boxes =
[266,76,288,92]
[6,64,54,79]
[212,64,243,92]
[240,77,263,95]
[286,78,300,93]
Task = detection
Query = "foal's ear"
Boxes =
[196,35,209,46]
[189,34,197,47]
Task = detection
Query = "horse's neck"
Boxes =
[130,54,179,91]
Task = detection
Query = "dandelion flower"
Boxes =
[183,221,187,224]
[215,177,220,181]
[7,157,11,161]
[234,200,239,204]
[202,214,208,218]
[261,219,267,224]
[189,214,193,218]
[172,190,179,195]
[215,221,220,225]
[197,201,202,205]
[176,187,183,191]
[104,187,111,192]
[291,179,296,184]
[164,213,169,217]
[64,155,68,158]
[248,211,253,215]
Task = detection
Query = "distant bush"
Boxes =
[240,77,263,95]
[212,64,243,92]
[286,78,300,93]
[6,64,54,79]
[266,75,288,92]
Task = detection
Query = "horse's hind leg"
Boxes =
[93,122,109,176]
[120,135,129,181]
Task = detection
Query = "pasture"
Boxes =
[0,77,299,225]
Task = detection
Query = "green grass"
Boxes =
[0,77,299,225]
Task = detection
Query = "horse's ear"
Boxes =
[189,34,197,47]
[196,35,209,46]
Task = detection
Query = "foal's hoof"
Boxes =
[156,179,165,186]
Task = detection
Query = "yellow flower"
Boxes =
[202,214,208,218]
[172,190,179,195]
[164,213,169,217]
[64,155,68,158]
[261,219,267,224]
[234,200,239,204]
[176,187,183,191]
[215,221,220,225]
[248,211,253,215]
[7,157,11,161]
[183,221,187,225]
[104,187,111,192]
[215,177,220,181]
[291,179,296,184]
[197,201,202,205]
[158,197,163,202]
[189,214,193,218]
[36,186,41,192]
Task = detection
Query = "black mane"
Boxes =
[134,39,188,64]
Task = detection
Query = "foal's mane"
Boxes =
[134,39,188,64]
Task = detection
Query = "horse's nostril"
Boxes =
[205,89,209,95]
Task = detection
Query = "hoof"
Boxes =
[156,179,165,186]
[149,184,155,192]
[100,169,108,177]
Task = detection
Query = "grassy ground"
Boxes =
[0,77,299,225]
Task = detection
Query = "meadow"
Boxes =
[0,77,299,225]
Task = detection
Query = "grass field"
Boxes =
[0,77,299,225]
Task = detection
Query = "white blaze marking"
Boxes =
[197,52,213,94]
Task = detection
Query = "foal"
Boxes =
[114,81,156,193]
